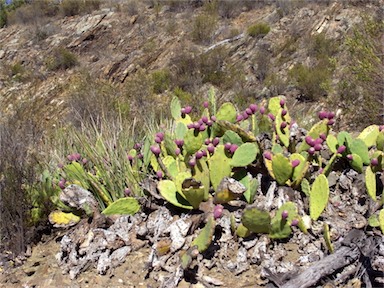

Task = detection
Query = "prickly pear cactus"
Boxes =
[309,174,329,221]
[269,202,298,239]
[157,179,193,209]
[102,197,140,215]
[357,125,379,147]
[365,165,376,200]
[191,216,216,252]
[271,153,293,186]
[298,121,329,152]
[208,145,232,191]
[241,207,271,234]
[231,142,259,167]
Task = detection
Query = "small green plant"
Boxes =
[191,12,217,44]
[151,69,171,94]
[46,47,78,71]
[247,22,270,38]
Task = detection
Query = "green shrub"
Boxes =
[191,13,217,44]
[46,47,79,71]
[60,0,100,17]
[247,22,270,38]
[151,69,171,94]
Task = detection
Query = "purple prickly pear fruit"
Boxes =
[291,159,300,168]
[134,143,142,150]
[67,154,75,161]
[195,150,204,159]
[213,204,224,219]
[259,106,266,115]
[305,136,315,147]
[281,210,289,220]
[371,158,378,166]
[291,219,299,226]
[202,150,207,157]
[198,118,204,125]
[245,108,253,115]
[183,106,192,114]
[58,178,66,190]
[319,168,324,174]
[229,144,238,153]
[314,138,324,145]
[249,104,257,113]
[206,120,213,127]
[175,147,181,156]
[327,119,335,126]
[308,147,316,155]
[281,109,287,117]
[187,123,194,129]
[181,107,186,114]
[224,142,232,151]
[279,99,285,108]
[57,163,64,169]
[188,158,196,167]
[211,115,217,122]
[207,144,215,154]
[201,116,209,123]
[128,155,134,161]
[137,153,143,159]
[318,111,328,120]
[327,112,335,119]
[204,138,211,145]
[319,133,327,141]
[242,112,249,120]
[268,113,275,121]
[150,145,161,156]
[347,154,353,161]
[73,153,81,161]
[199,124,206,131]
[124,188,131,196]
[155,136,162,144]
[212,137,220,146]
[156,170,163,179]
[82,158,88,165]
[280,122,287,129]
[236,114,243,122]
[337,145,346,154]
[314,143,322,151]
[203,101,209,108]
[155,132,164,141]
[263,151,272,161]
[193,122,200,129]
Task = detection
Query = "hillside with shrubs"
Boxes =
[0,0,383,287]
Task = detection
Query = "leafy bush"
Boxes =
[191,13,217,44]
[151,69,171,94]
[247,22,270,38]
[46,47,79,71]
[60,0,100,17]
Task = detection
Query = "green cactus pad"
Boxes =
[194,159,210,200]
[269,202,298,239]
[309,174,329,221]
[268,96,287,117]
[357,125,379,147]
[184,129,203,155]
[377,131,384,151]
[236,223,251,238]
[348,139,370,165]
[244,177,259,204]
[191,216,216,252]
[231,143,259,167]
[298,121,329,152]
[175,122,188,140]
[290,153,308,186]
[272,143,284,155]
[379,209,384,234]
[162,156,178,178]
[365,165,376,200]
[216,102,237,123]
[171,96,181,120]
[102,197,140,215]
[242,207,271,234]
[272,153,293,186]
[337,131,352,146]
[181,178,205,209]
[301,178,311,197]
[326,134,338,154]
[368,214,380,227]
[349,153,363,173]
[164,134,178,158]
[275,108,290,147]
[223,130,243,146]
[208,145,232,191]
[158,179,193,209]
[175,171,193,195]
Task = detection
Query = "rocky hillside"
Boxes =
[0,0,382,131]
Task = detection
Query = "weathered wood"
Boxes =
[281,245,360,288]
